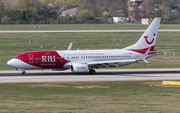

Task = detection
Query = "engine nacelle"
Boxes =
[70,63,88,73]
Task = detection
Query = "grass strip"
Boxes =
[1,32,180,70]
[0,81,180,112]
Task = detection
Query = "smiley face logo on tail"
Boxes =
[144,33,156,45]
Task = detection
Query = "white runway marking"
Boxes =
[0,29,179,33]
[0,69,180,83]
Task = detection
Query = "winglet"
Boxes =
[67,42,73,50]
[137,48,151,64]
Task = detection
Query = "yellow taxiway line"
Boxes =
[163,81,180,86]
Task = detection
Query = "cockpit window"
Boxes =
[14,57,23,59]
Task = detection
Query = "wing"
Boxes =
[87,59,137,68]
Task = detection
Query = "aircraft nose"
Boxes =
[7,59,13,66]
[7,59,17,68]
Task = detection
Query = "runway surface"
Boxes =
[0,69,180,83]
[0,29,180,33]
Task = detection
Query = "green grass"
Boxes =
[0,24,179,30]
[0,81,180,112]
[1,28,180,112]
[1,32,180,70]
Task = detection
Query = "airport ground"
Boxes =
[0,24,180,30]
[0,69,180,83]
[0,29,180,33]
[1,24,180,112]
[1,31,180,70]
[1,71,180,112]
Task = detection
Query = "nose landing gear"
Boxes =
[17,69,26,75]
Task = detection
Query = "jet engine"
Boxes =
[70,63,88,73]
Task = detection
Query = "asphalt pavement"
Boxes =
[0,69,180,83]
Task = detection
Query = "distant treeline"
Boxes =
[0,0,180,24]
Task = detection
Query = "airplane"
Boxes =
[7,17,168,75]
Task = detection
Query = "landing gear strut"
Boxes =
[22,71,26,75]
[89,70,96,74]
[17,68,26,75]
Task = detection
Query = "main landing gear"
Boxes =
[89,70,96,74]
[22,71,26,75]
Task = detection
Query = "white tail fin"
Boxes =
[125,18,161,50]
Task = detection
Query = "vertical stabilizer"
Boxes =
[125,18,161,50]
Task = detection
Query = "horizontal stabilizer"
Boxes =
[149,49,176,53]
